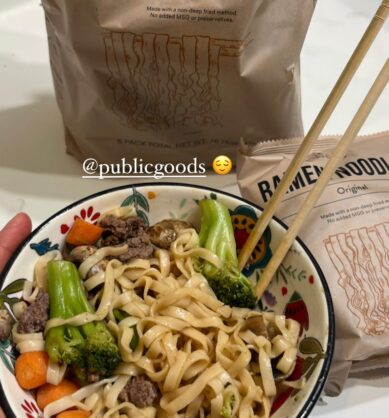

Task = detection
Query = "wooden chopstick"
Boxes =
[255,59,389,298]
[238,0,389,272]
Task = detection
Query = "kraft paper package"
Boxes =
[42,0,314,165]
[237,132,389,395]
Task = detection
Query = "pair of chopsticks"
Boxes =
[238,0,389,299]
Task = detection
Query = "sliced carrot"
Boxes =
[57,410,91,418]
[15,351,49,390]
[65,218,103,246]
[36,379,79,410]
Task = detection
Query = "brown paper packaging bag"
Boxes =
[237,132,389,395]
[42,0,314,165]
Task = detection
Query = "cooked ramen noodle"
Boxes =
[12,209,301,418]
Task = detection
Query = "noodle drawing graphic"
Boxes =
[324,222,389,335]
[103,32,245,129]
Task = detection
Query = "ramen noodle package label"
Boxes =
[41,0,314,165]
[237,132,389,395]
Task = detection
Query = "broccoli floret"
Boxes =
[82,321,121,377]
[45,260,121,384]
[221,392,235,418]
[45,324,85,366]
[198,199,256,308]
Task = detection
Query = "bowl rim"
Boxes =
[0,182,335,418]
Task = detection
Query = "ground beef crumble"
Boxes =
[17,288,49,334]
[98,216,154,262]
[118,375,159,407]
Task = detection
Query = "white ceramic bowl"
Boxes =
[0,183,334,418]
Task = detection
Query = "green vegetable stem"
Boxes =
[198,199,256,308]
[45,260,121,385]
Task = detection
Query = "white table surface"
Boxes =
[0,0,388,416]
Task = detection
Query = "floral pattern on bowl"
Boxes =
[0,183,334,418]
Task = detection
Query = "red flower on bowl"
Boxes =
[21,399,41,418]
[60,206,101,234]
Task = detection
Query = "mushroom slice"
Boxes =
[148,220,192,249]
[68,246,97,264]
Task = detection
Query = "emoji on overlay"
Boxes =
[212,155,233,175]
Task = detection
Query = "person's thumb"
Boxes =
[0,213,32,273]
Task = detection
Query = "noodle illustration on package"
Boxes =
[103,32,245,129]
